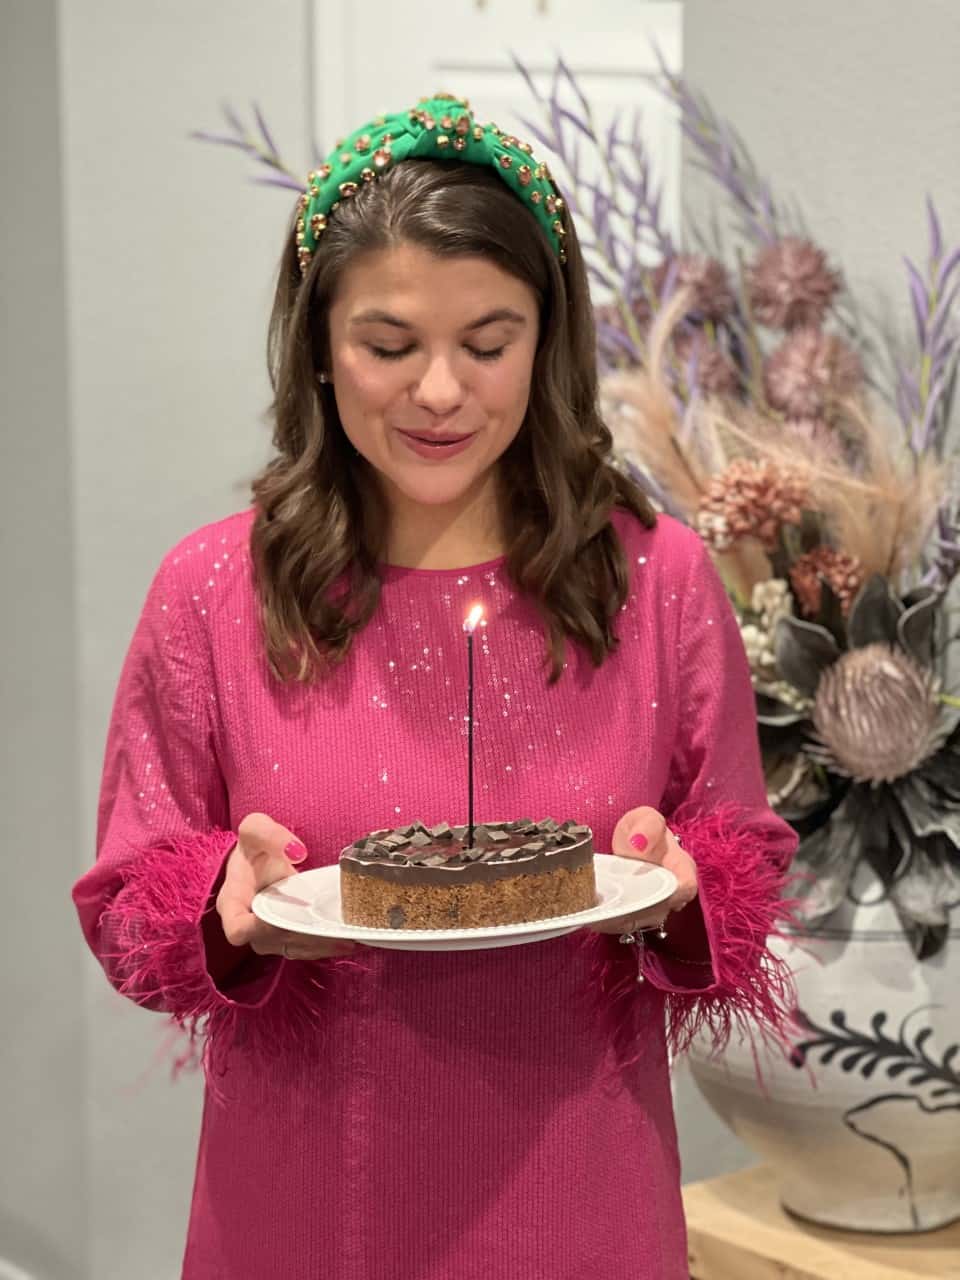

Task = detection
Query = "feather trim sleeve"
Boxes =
[71,549,284,1066]
[644,806,797,1055]
[593,526,799,1057]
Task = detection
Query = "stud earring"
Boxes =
[318,372,329,384]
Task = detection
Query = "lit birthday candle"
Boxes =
[462,604,485,848]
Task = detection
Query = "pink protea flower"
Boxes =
[747,237,842,330]
[595,296,652,332]
[789,547,864,618]
[812,644,940,784]
[764,328,863,420]
[673,329,741,396]
[696,459,809,551]
[782,418,851,472]
[651,255,736,321]
[594,296,652,365]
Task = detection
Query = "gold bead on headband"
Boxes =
[295,93,567,275]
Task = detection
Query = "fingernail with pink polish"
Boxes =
[285,840,307,863]
[630,833,649,852]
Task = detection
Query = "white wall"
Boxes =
[1,4,84,1277]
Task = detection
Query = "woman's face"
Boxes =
[326,242,540,518]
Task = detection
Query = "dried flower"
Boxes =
[764,328,863,420]
[747,237,842,330]
[789,547,865,618]
[741,578,795,679]
[673,329,741,396]
[741,580,812,712]
[812,644,941,784]
[782,417,848,466]
[752,577,794,623]
[766,752,824,809]
[651,255,735,321]
[594,297,653,367]
[696,459,808,551]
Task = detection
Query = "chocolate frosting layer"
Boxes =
[340,818,593,886]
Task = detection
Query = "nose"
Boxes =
[411,353,466,416]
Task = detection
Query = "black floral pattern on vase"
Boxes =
[790,1005,960,1229]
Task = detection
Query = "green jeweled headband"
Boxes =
[295,93,568,275]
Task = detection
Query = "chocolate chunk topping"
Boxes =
[342,818,593,884]
[381,833,410,850]
[407,850,436,865]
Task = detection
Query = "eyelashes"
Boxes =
[367,344,506,364]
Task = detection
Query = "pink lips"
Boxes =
[398,429,477,460]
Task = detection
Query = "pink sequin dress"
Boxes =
[73,507,796,1280]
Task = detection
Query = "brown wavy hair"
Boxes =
[251,158,655,683]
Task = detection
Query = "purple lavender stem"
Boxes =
[252,101,280,158]
[193,103,304,191]
[250,174,306,192]
[902,199,960,457]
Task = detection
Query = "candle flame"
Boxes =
[462,604,484,634]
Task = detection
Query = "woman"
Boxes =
[74,94,796,1279]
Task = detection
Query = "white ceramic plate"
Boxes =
[251,854,676,952]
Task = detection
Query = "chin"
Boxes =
[384,461,489,507]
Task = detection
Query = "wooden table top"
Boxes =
[683,1165,960,1279]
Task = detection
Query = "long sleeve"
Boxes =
[647,532,799,1050]
[585,526,799,1060]
[72,551,283,1072]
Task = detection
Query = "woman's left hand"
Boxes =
[590,806,698,935]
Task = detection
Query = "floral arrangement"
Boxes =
[195,63,960,958]
[512,58,960,959]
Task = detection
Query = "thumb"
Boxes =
[236,811,309,890]
[611,806,668,862]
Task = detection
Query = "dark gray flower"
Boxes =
[769,575,960,957]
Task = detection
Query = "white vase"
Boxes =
[688,871,960,1232]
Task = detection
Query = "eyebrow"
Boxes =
[349,307,527,332]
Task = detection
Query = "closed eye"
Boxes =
[367,344,506,363]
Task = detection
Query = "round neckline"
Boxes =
[378,552,507,581]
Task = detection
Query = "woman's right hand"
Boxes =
[216,812,356,961]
